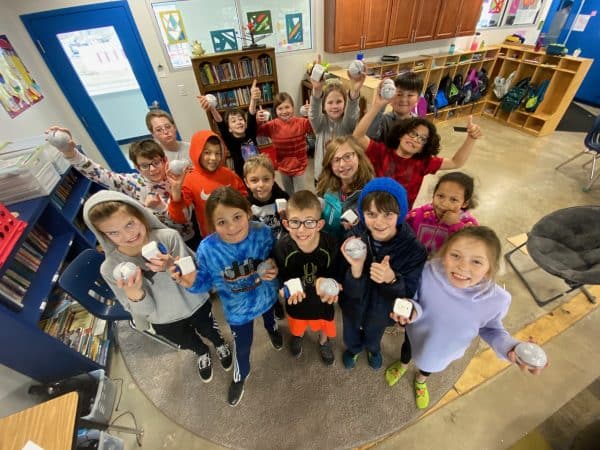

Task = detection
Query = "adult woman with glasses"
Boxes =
[316,136,375,238]
[353,80,482,208]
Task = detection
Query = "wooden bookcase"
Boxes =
[329,44,593,136]
[191,47,279,132]
[0,168,109,382]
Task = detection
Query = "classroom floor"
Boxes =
[103,112,600,450]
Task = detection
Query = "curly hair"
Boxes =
[385,117,441,160]
[316,136,374,196]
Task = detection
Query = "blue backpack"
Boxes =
[524,79,550,113]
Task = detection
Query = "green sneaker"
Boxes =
[385,360,407,386]
[415,380,430,409]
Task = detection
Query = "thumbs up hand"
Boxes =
[250,79,261,100]
[257,104,271,122]
[370,255,396,284]
[300,99,310,117]
[466,115,482,139]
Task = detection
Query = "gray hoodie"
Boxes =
[83,190,209,324]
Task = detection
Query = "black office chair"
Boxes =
[505,206,600,306]
[555,113,600,192]
[58,249,179,349]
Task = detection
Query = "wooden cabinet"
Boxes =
[324,0,391,53]
[191,47,279,132]
[434,0,482,39]
[413,0,442,42]
[388,0,418,46]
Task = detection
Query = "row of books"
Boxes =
[198,56,274,85]
[0,224,54,309]
[50,171,79,209]
[40,290,110,365]
[212,82,275,110]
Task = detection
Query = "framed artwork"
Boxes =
[159,10,187,44]
[246,10,273,35]
[0,35,43,118]
[210,29,239,52]
[285,13,303,44]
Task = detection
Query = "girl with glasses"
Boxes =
[316,136,375,239]
[353,80,483,208]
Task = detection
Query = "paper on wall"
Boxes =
[572,14,590,32]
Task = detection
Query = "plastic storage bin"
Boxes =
[80,369,117,424]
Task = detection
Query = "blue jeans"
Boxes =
[229,306,277,382]
[342,309,388,355]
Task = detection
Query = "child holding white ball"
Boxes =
[199,79,262,178]
[83,190,232,383]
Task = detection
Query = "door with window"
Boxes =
[22,1,170,172]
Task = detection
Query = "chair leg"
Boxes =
[505,241,581,306]
[583,154,600,192]
[555,151,586,170]
[580,285,597,304]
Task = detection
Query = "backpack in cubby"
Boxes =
[500,77,532,112]
[524,79,550,113]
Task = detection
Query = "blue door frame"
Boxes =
[21,1,170,171]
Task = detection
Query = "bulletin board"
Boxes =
[150,0,312,70]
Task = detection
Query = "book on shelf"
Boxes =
[0,280,24,308]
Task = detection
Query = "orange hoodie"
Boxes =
[168,130,247,237]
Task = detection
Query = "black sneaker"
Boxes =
[290,335,303,358]
[274,300,285,320]
[319,339,335,366]
[268,329,283,350]
[216,343,233,371]
[228,379,245,407]
[197,352,213,382]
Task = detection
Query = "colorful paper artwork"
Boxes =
[0,35,43,118]
[285,13,303,44]
[159,10,187,44]
[489,0,506,14]
[246,10,273,35]
[210,29,238,53]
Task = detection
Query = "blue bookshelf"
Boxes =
[0,169,107,382]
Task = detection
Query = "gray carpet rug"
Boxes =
[116,313,476,450]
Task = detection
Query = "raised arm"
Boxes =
[353,80,390,150]
[198,95,223,123]
[248,79,261,115]
[440,115,483,170]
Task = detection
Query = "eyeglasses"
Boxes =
[286,219,319,229]
[407,130,428,145]
[137,159,164,170]
[331,152,356,166]
[153,124,173,134]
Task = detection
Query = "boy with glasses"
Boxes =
[273,190,341,365]
[46,127,197,246]
[146,108,191,163]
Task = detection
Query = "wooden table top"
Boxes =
[0,391,78,450]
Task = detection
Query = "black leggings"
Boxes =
[152,300,224,355]
[400,333,432,377]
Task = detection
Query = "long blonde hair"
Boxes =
[316,136,374,196]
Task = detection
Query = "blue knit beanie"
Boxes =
[357,177,409,225]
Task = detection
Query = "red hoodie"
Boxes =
[168,130,247,237]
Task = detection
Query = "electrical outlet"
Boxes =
[177,84,187,96]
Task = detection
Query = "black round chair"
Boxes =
[506,206,600,306]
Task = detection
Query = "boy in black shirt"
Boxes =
[274,190,341,365]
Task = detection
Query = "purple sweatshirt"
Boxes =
[407,260,519,373]
[406,204,478,254]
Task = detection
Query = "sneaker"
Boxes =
[274,301,285,320]
[319,340,335,366]
[268,329,283,350]
[367,351,383,370]
[385,360,408,386]
[415,380,430,409]
[342,350,360,369]
[228,379,245,407]
[197,353,213,383]
[216,343,233,371]
[290,335,303,358]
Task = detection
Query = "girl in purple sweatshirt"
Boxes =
[385,226,546,409]
[406,172,478,254]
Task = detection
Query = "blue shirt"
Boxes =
[189,221,277,325]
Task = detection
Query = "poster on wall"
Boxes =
[210,29,238,52]
[159,10,188,44]
[246,10,273,35]
[0,35,43,118]
[285,13,303,44]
